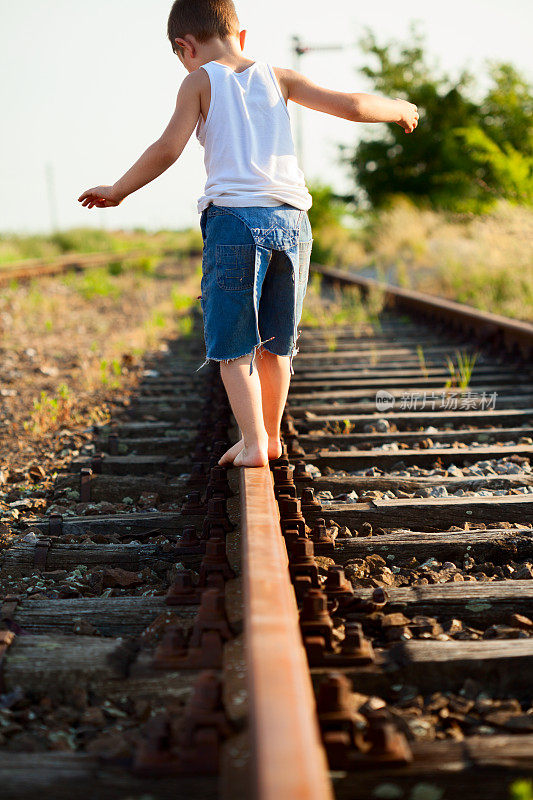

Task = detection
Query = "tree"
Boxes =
[343,23,533,213]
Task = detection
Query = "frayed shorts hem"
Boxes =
[195,339,297,376]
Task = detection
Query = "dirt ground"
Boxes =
[0,258,201,541]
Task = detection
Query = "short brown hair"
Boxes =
[167,0,240,56]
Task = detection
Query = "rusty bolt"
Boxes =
[325,566,353,600]
[189,588,232,647]
[178,670,231,747]
[310,518,334,544]
[289,537,316,565]
[363,712,413,764]
[165,571,198,605]
[293,460,313,483]
[300,588,334,648]
[340,622,375,664]
[301,487,321,508]
[201,497,233,539]
[177,526,201,549]
[206,465,232,499]
[182,491,205,515]
[278,496,305,521]
[369,587,389,610]
[198,538,235,588]
[317,673,359,744]
[153,624,188,668]
[281,527,302,549]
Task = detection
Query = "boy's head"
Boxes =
[167,0,243,71]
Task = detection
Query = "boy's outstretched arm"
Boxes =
[276,68,419,133]
[78,72,203,209]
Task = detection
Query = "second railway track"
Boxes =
[0,264,532,799]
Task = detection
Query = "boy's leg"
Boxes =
[218,350,291,466]
[218,354,269,468]
[255,350,291,460]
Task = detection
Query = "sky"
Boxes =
[1,0,532,233]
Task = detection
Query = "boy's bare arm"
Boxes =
[275,68,419,133]
[78,71,203,208]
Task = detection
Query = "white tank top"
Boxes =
[195,60,312,214]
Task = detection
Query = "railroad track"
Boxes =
[1,266,532,798]
[0,248,200,285]
[269,266,533,798]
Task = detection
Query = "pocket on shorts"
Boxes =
[215,244,255,291]
[298,238,313,284]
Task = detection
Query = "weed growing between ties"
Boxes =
[510,778,533,800]
[444,350,479,389]
[417,344,430,379]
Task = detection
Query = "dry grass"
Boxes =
[350,197,533,321]
[0,261,201,437]
[301,272,385,334]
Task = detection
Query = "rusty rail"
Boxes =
[0,248,191,285]
[311,262,533,359]
[240,464,334,800]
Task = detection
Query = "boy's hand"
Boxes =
[394,99,419,133]
[78,185,123,209]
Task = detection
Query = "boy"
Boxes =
[78,0,418,468]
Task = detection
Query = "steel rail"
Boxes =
[311,262,533,358]
[240,463,334,800]
[0,248,189,286]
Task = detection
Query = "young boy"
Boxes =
[78,0,418,469]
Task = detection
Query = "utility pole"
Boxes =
[45,162,59,232]
[291,36,346,171]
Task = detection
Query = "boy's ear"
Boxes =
[175,35,196,57]
[239,29,246,50]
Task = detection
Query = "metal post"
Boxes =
[45,162,59,233]
[290,36,347,175]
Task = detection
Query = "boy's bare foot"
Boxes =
[218,435,281,465]
[233,440,269,468]
[218,438,244,466]
[267,436,282,460]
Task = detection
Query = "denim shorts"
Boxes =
[196,202,313,376]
